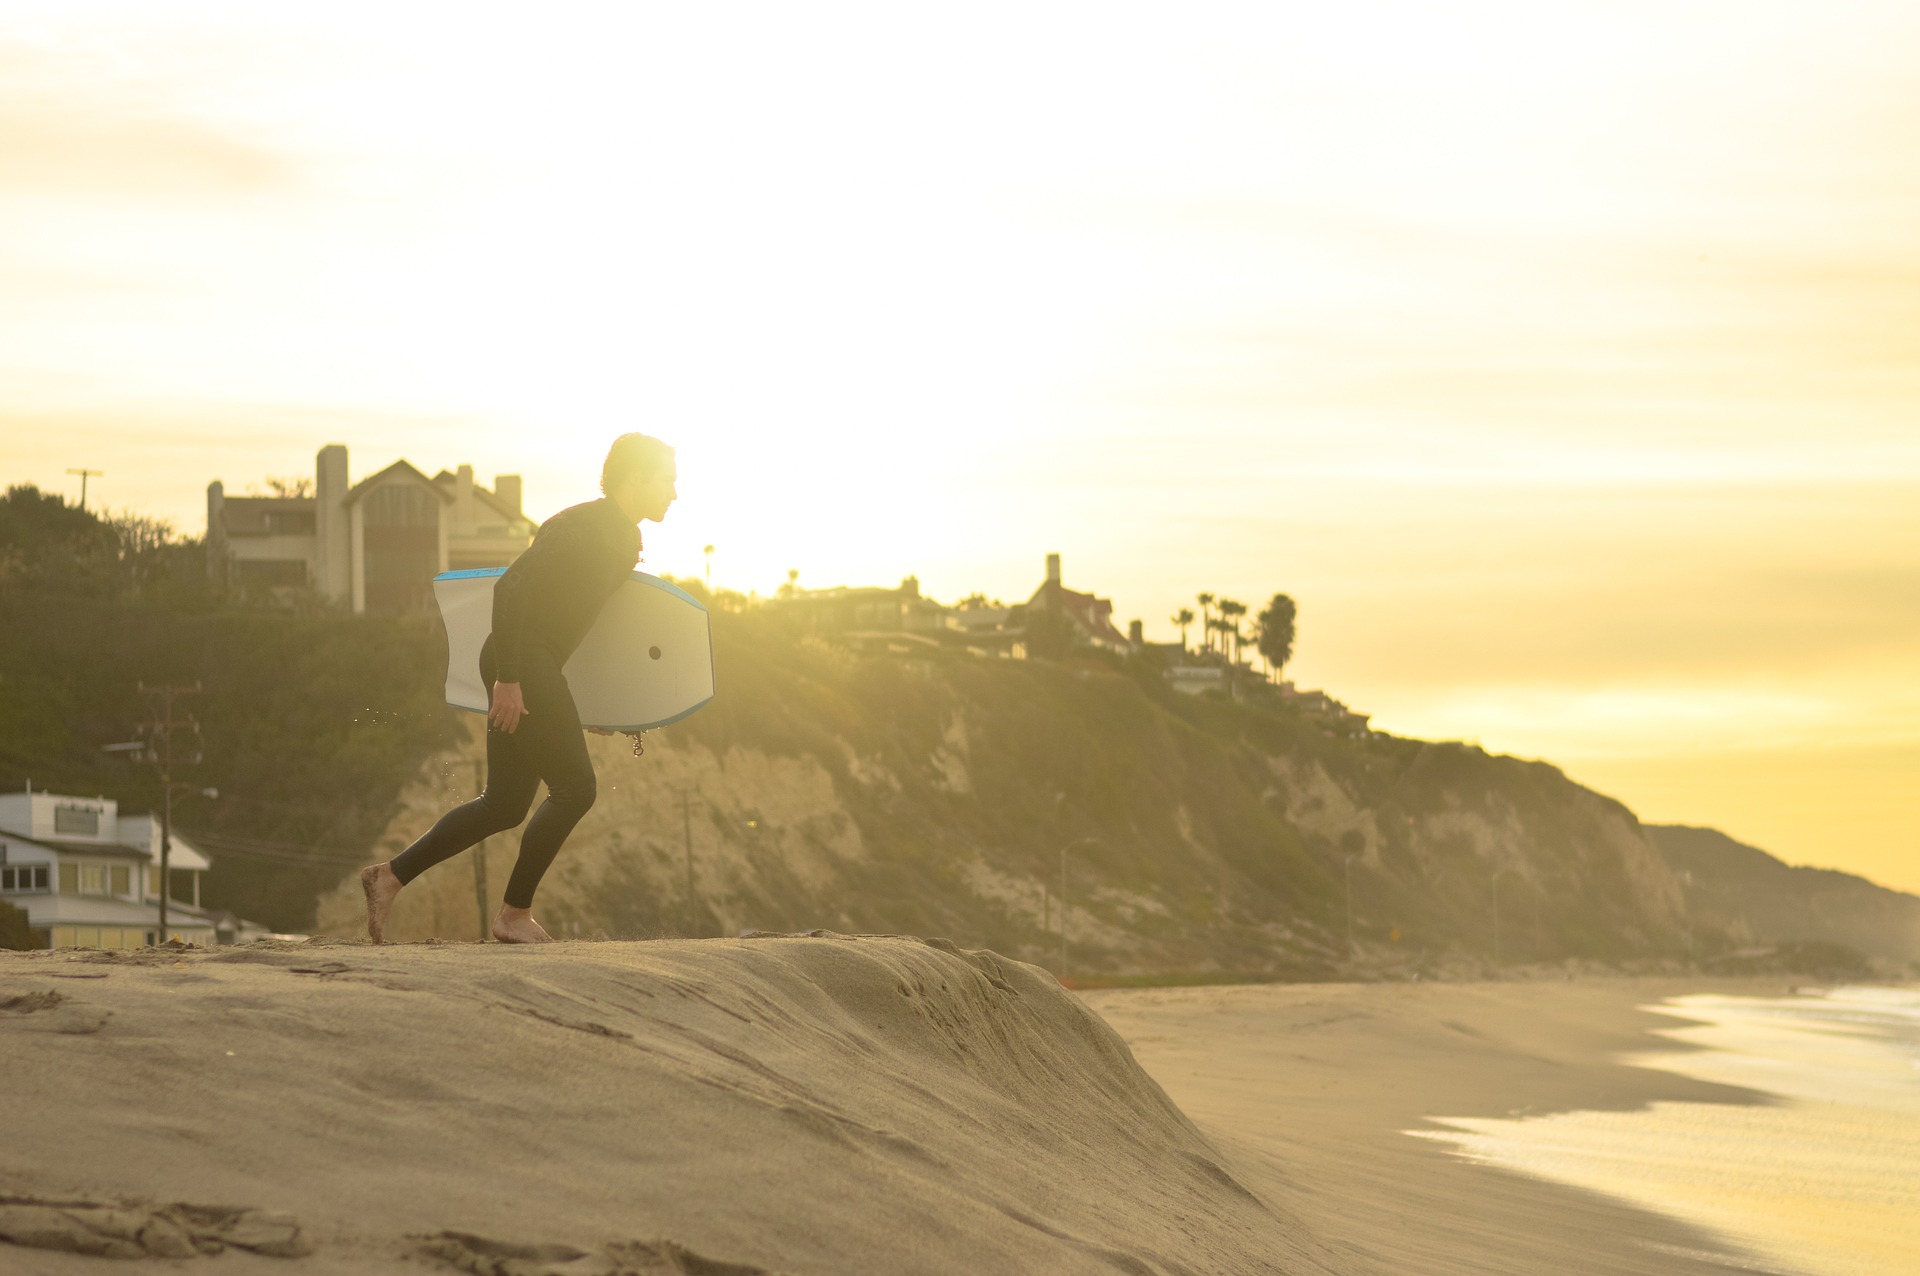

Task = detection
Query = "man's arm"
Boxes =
[489,512,594,684]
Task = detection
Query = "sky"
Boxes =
[3,2,1915,890]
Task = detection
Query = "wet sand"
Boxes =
[1083,977,1800,1275]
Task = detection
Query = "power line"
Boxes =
[178,828,366,867]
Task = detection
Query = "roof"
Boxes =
[1,832,150,862]
[5,892,218,929]
[0,828,213,871]
[343,460,453,506]
[430,471,531,524]
[1029,581,1131,648]
[216,496,316,536]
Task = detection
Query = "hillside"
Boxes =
[316,606,1691,977]
[1649,824,1920,967]
[0,588,458,931]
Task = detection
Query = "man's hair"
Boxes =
[601,433,675,496]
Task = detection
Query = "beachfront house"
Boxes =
[1023,554,1132,654]
[205,444,536,614]
[0,786,223,948]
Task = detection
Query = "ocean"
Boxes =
[1413,985,1920,1276]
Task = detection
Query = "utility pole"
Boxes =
[1343,852,1360,960]
[1492,868,1510,965]
[67,468,103,510]
[471,758,490,940]
[1055,835,1097,980]
[682,788,696,938]
[1060,844,1069,977]
[138,682,202,941]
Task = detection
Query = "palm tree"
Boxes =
[703,544,715,588]
[1196,593,1215,653]
[1171,607,1195,651]
[1256,594,1297,679]
[1218,599,1247,664]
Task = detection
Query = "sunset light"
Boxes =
[5,1,1916,891]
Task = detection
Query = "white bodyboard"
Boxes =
[433,568,715,732]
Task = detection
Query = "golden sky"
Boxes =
[4,3,1916,890]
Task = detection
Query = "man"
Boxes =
[360,433,677,943]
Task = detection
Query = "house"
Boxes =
[205,445,537,614]
[1024,554,1131,653]
[778,577,959,643]
[0,786,225,949]
[948,599,1024,659]
[1277,683,1373,736]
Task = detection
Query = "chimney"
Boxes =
[314,444,350,603]
[456,464,475,530]
[1128,619,1143,648]
[205,481,226,584]
[495,474,522,516]
[1045,552,1061,585]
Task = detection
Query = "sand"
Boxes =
[0,935,1334,1275]
[1083,977,1796,1275]
[3,937,1786,1274]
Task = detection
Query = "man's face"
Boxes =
[623,460,677,522]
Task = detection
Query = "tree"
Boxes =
[1217,599,1247,664]
[260,476,314,499]
[1022,605,1077,661]
[1170,607,1194,650]
[1195,592,1215,653]
[0,898,37,950]
[1255,593,1297,678]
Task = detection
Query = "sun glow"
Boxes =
[4,1,1917,887]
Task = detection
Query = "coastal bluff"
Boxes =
[0,934,1334,1275]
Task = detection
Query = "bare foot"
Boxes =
[360,862,403,944]
[491,905,555,944]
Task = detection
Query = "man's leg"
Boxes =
[362,724,539,942]
[493,676,596,941]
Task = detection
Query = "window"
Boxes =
[54,806,100,836]
[59,863,77,894]
[148,866,162,896]
[80,864,107,895]
[111,865,130,896]
[234,559,308,588]
[0,864,49,892]
[264,509,316,535]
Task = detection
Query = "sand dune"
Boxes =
[1,935,1335,1275]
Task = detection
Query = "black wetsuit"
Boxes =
[390,498,639,908]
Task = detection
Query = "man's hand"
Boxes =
[489,681,529,733]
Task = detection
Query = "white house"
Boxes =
[0,787,222,949]
[206,445,536,614]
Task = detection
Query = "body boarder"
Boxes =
[360,433,677,943]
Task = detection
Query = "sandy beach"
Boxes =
[2,938,1798,1274]
[1083,977,1798,1275]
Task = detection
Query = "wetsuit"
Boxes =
[390,498,639,908]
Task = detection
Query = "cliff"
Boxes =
[1650,824,1920,969]
[317,611,1692,976]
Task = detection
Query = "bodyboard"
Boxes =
[433,568,714,732]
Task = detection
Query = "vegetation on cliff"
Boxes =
[11,485,1904,975]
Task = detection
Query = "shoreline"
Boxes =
[1082,975,1826,1275]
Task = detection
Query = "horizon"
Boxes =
[4,2,1915,893]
